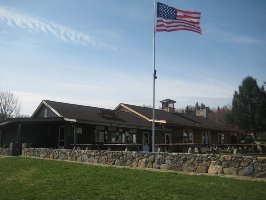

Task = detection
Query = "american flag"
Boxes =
[156,2,201,34]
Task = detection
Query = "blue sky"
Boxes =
[0,0,266,115]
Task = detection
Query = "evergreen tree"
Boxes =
[185,105,195,115]
[227,76,266,133]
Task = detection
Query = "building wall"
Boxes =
[2,126,17,147]
[21,124,59,148]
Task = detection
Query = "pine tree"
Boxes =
[227,76,266,133]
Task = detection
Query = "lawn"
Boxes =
[0,157,265,200]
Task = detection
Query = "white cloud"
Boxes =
[0,6,115,50]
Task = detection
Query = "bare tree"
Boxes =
[0,91,21,121]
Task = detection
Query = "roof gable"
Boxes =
[32,100,61,118]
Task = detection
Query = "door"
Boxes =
[165,133,171,152]
[142,132,150,152]
[58,126,65,149]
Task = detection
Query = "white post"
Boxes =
[152,0,157,152]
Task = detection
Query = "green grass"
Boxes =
[0,157,265,200]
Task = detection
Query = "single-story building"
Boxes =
[0,99,237,153]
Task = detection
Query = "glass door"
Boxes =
[165,133,171,152]
[58,126,65,149]
[142,132,150,152]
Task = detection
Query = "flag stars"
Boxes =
[157,2,176,20]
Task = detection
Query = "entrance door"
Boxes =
[165,133,171,152]
[142,132,150,152]
[58,126,65,149]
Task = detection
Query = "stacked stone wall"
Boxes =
[22,148,266,178]
[0,147,11,156]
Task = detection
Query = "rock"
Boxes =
[155,154,163,160]
[257,157,266,163]
[208,161,223,175]
[171,164,182,171]
[132,161,138,168]
[165,159,172,165]
[138,159,146,168]
[221,161,230,168]
[255,171,266,178]
[224,155,232,161]
[160,164,170,170]
[223,167,237,176]
[153,163,160,169]
[182,163,195,172]
[196,163,208,173]
[261,163,266,171]
[115,159,121,166]
[80,154,88,162]
[238,166,253,176]
[253,163,262,172]
[148,155,155,162]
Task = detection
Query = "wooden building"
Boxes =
[0,99,236,153]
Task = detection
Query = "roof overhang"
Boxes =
[0,117,65,127]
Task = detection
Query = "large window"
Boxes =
[202,131,210,144]
[183,129,193,143]
[95,131,105,143]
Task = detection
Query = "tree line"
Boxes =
[180,76,266,133]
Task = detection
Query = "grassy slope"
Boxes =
[0,157,265,200]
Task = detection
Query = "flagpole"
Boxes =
[152,0,157,152]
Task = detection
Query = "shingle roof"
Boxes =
[43,100,151,129]
[119,103,229,131]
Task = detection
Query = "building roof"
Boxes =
[117,103,230,131]
[0,117,65,127]
[0,100,230,132]
[34,100,151,129]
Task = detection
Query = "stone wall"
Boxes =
[22,148,266,178]
[0,147,11,156]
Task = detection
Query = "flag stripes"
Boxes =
[156,2,202,34]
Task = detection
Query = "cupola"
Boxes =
[160,99,176,113]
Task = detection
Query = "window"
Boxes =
[125,131,130,143]
[95,131,105,143]
[132,134,137,144]
[111,132,122,143]
[165,133,171,144]
[58,126,65,148]
[183,129,193,143]
[122,133,125,143]
[143,132,149,145]
[218,133,224,144]
[202,131,210,144]
[44,108,48,118]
